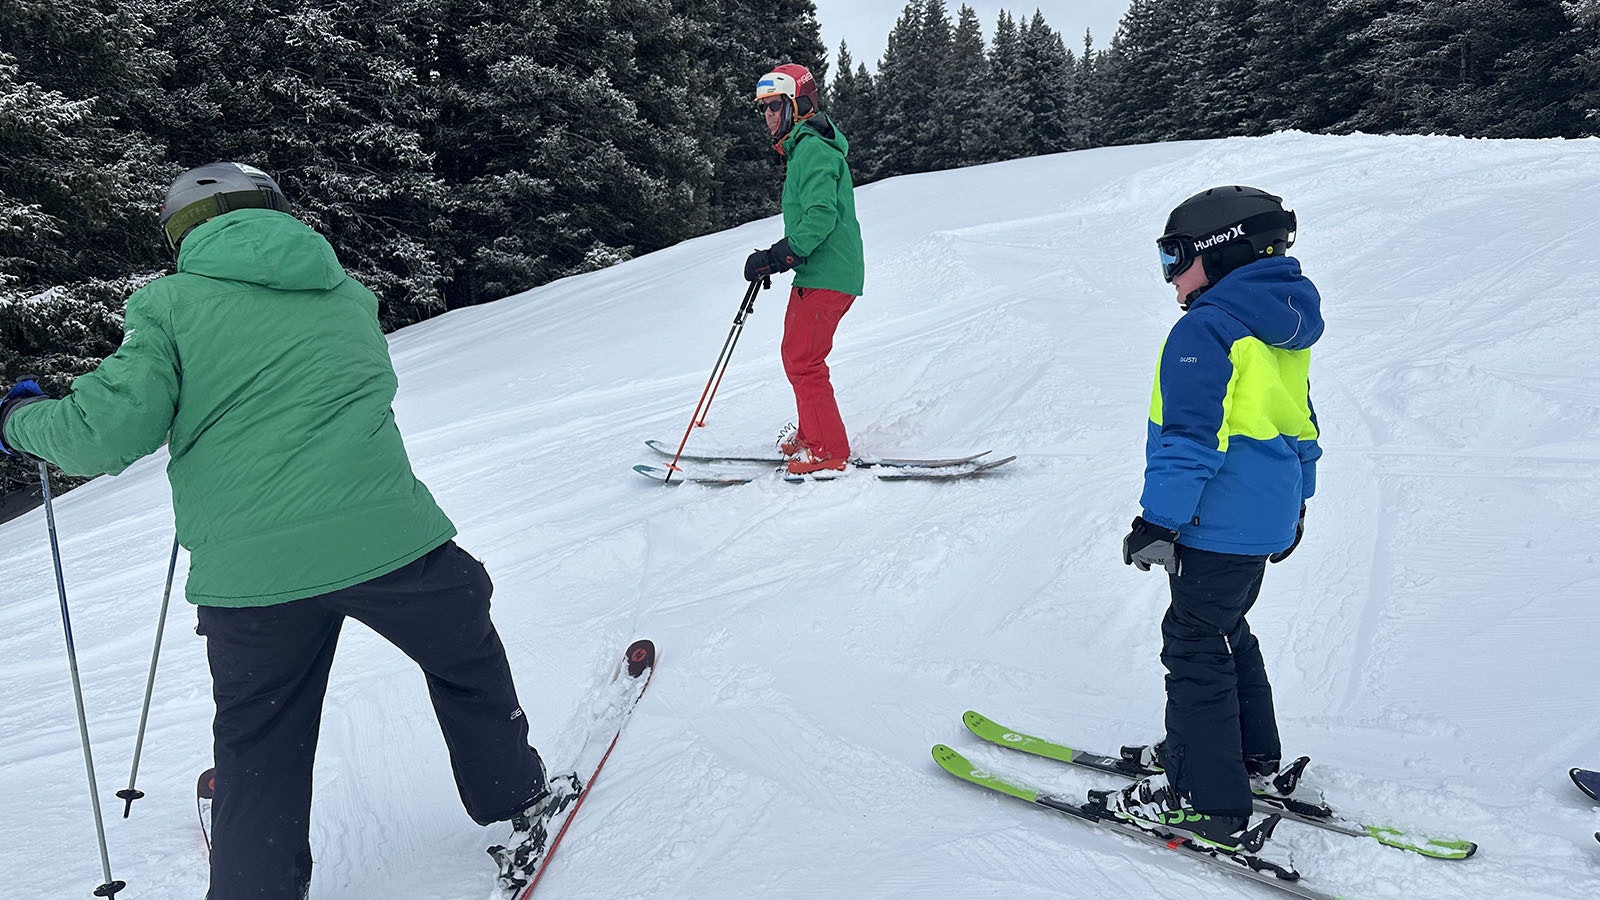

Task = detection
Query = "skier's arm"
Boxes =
[1297,388,1321,500]
[1138,316,1233,531]
[3,290,179,476]
[783,141,842,258]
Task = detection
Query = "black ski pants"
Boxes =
[1160,546,1281,818]
[196,541,546,900]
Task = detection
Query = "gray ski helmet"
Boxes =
[159,162,290,251]
[1157,185,1296,285]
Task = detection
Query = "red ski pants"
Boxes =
[781,286,855,460]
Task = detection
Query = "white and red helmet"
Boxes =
[754,63,819,120]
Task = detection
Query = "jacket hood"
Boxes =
[1191,256,1323,350]
[177,209,348,292]
[782,114,849,157]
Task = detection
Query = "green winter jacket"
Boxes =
[5,209,456,607]
[780,116,865,297]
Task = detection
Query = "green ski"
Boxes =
[962,710,1478,861]
[933,744,1353,900]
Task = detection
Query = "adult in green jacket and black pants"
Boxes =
[0,164,572,899]
[745,63,866,477]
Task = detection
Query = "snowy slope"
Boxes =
[3,132,1600,900]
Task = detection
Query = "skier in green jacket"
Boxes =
[0,163,572,899]
[744,63,866,476]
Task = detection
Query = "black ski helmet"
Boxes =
[159,162,291,251]
[1157,185,1296,287]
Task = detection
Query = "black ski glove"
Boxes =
[0,378,47,461]
[1269,504,1306,564]
[1122,516,1181,575]
[744,238,803,282]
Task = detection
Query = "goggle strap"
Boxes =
[163,188,287,250]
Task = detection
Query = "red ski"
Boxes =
[512,638,656,899]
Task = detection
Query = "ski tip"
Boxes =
[1571,767,1600,801]
[196,767,216,800]
[962,710,995,731]
[625,639,656,677]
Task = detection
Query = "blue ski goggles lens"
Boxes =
[1157,237,1192,283]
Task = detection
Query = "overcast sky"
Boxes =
[809,1,1133,74]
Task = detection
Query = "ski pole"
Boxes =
[659,278,766,484]
[697,276,768,428]
[117,534,181,817]
[37,461,126,898]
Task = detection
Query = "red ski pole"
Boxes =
[659,278,766,484]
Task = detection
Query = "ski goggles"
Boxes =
[1156,236,1196,283]
[1156,209,1297,283]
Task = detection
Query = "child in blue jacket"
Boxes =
[1112,185,1323,851]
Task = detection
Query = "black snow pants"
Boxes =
[196,541,547,900]
[1160,546,1282,817]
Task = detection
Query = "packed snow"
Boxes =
[3,131,1599,899]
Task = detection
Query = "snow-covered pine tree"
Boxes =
[911,0,957,173]
[945,5,995,169]
[1235,0,1322,134]
[151,0,448,327]
[1571,1,1600,133]
[0,0,171,498]
[1425,0,1584,137]
[984,11,1035,162]
[872,1,928,180]
[828,43,882,181]
[695,0,827,233]
[1074,29,1108,149]
[1194,0,1264,136]
[431,0,710,305]
[1096,0,1203,145]
[1013,12,1077,154]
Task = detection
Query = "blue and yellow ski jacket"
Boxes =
[1140,256,1323,556]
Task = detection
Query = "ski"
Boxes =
[1571,767,1600,803]
[633,464,759,486]
[502,639,657,900]
[197,767,215,854]
[875,455,1017,480]
[644,439,992,469]
[963,710,1477,860]
[932,744,1347,900]
[633,455,1016,485]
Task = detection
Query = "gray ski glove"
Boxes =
[1122,516,1181,576]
